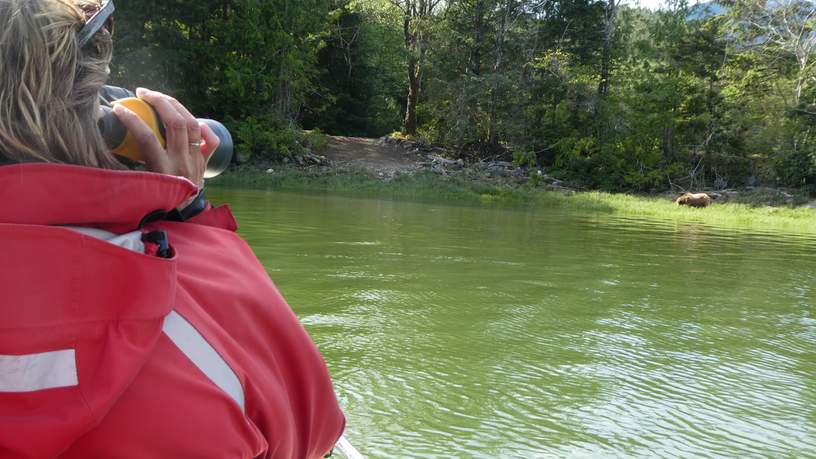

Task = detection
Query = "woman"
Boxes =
[0,1,346,458]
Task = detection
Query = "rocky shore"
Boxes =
[243,135,813,208]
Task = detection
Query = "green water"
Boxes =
[210,188,816,458]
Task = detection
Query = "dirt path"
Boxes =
[321,136,417,172]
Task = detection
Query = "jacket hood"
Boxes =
[0,163,198,232]
[0,163,189,458]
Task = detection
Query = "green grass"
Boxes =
[210,165,816,235]
[548,191,815,234]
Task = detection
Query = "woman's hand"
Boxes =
[111,88,220,189]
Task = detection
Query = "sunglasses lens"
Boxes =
[84,8,114,36]
[77,1,114,48]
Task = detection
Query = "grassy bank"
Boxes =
[210,165,816,235]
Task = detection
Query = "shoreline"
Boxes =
[209,163,816,235]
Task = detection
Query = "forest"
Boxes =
[108,0,816,192]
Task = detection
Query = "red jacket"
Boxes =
[0,163,345,458]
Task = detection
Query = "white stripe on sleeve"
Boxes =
[0,349,78,393]
[162,310,245,411]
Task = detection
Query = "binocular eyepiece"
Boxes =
[98,97,233,178]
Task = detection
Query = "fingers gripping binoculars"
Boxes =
[98,87,233,178]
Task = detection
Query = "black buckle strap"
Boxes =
[138,209,168,229]
[138,188,209,230]
[142,230,172,258]
[166,188,208,222]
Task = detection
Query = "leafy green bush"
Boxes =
[231,114,327,160]
[550,135,676,192]
[304,129,329,151]
[777,146,816,189]
[512,150,537,168]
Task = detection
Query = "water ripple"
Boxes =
[212,189,816,459]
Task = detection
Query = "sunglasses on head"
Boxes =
[77,0,115,48]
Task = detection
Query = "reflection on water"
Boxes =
[211,188,816,458]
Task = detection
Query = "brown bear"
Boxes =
[675,192,711,208]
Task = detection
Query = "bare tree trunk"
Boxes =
[703,80,715,159]
[470,0,487,76]
[733,0,815,107]
[663,125,675,162]
[597,0,617,97]
[795,52,810,105]
[404,54,420,135]
[488,1,511,146]
[391,0,443,135]
[276,0,292,117]
[401,9,419,136]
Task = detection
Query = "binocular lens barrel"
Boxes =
[98,101,233,178]
[199,119,233,178]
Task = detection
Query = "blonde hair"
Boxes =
[0,0,121,168]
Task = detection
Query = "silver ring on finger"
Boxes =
[189,141,202,149]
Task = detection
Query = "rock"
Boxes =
[426,154,464,170]
[291,153,329,166]
[265,168,274,174]
[484,160,523,177]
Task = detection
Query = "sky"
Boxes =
[623,0,704,10]
[635,0,667,9]
[624,0,667,10]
